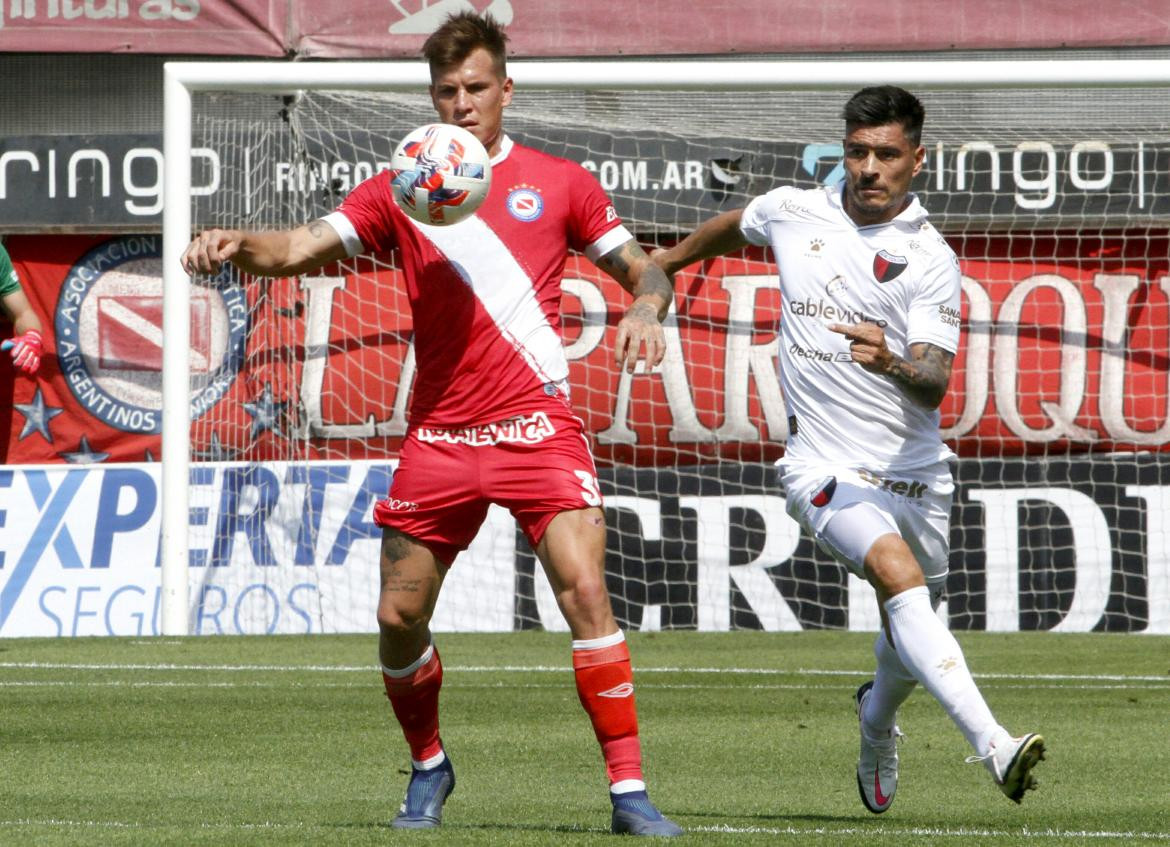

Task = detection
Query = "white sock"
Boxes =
[610,779,647,795]
[884,586,1000,754]
[861,629,917,734]
[412,749,446,770]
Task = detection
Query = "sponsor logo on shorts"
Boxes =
[416,411,557,446]
[858,468,928,498]
[381,497,420,512]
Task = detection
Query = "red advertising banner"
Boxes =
[2,231,1169,466]
[0,0,285,56]
[1,0,1166,57]
[294,0,1170,58]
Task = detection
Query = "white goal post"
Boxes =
[162,58,1170,636]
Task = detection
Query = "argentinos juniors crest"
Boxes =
[54,236,247,434]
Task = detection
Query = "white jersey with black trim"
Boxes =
[740,181,961,471]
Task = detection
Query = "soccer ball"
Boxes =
[389,123,492,226]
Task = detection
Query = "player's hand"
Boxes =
[2,328,43,374]
[614,300,667,374]
[181,229,242,275]
[828,321,893,374]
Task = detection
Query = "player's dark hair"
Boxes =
[842,86,925,146]
[422,11,509,80]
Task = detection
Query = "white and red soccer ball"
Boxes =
[389,123,492,226]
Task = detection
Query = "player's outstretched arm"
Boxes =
[829,322,954,410]
[1,287,42,339]
[180,219,348,278]
[595,238,674,374]
[1,288,45,375]
[651,209,750,276]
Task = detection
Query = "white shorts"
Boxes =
[779,460,954,587]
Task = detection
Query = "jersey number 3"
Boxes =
[573,470,602,507]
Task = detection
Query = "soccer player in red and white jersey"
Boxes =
[653,87,1044,814]
[181,11,681,838]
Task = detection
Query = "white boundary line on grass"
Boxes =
[3,680,1167,694]
[694,824,1170,840]
[1,661,1169,685]
[2,819,1169,840]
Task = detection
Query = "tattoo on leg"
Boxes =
[380,532,422,594]
[381,532,413,563]
[382,568,422,595]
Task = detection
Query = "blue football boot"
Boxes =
[610,790,683,837]
[392,754,455,829]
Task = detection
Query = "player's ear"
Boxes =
[500,76,514,108]
[912,144,925,177]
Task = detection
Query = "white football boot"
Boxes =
[967,728,1046,803]
[855,681,903,814]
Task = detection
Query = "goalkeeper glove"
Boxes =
[2,328,43,374]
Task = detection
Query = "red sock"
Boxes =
[573,634,643,785]
[382,643,443,763]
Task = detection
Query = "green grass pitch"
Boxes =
[1,631,1166,845]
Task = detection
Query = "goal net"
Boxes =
[163,60,1170,636]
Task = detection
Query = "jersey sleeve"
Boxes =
[325,171,402,257]
[0,245,21,297]
[566,163,628,261]
[906,251,962,353]
[740,185,800,246]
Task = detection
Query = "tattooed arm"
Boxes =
[596,238,675,373]
[181,218,348,278]
[828,321,954,410]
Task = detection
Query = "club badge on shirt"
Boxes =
[873,249,908,283]
[506,186,544,221]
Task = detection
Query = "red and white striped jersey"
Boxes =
[324,135,631,428]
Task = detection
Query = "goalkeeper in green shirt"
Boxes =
[0,241,43,374]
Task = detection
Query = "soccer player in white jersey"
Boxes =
[653,86,1044,813]
[181,11,682,838]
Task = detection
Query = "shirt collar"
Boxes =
[492,134,513,166]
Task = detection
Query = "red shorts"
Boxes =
[372,405,603,565]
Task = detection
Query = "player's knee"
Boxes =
[864,534,923,595]
[377,603,431,638]
[572,573,613,607]
[557,574,613,622]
